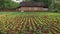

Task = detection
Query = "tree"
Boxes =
[0,0,10,9]
[0,0,19,9]
[49,0,60,12]
[54,0,60,12]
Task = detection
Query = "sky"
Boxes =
[12,0,23,3]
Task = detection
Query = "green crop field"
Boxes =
[0,12,60,34]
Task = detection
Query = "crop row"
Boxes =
[0,15,60,34]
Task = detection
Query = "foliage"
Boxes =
[0,0,19,9]
[54,0,60,12]
[49,0,60,12]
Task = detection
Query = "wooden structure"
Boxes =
[17,2,48,12]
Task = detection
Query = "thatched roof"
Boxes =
[20,2,45,7]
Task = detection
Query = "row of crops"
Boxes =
[0,14,60,34]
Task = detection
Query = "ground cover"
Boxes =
[0,12,60,34]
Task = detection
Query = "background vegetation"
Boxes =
[0,0,60,12]
[0,0,19,10]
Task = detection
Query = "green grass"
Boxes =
[0,12,60,19]
[0,12,60,16]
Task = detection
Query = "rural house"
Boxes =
[17,2,48,12]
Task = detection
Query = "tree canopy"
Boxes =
[0,0,19,9]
